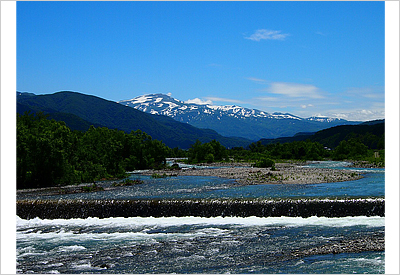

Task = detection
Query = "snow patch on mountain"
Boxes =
[17,91,356,142]
[307,116,344,123]
[118,93,344,123]
[271,113,302,120]
[117,93,351,140]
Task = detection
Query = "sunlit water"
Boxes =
[17,162,384,201]
[17,161,385,273]
[17,216,384,274]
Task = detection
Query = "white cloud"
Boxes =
[204,97,245,105]
[185,98,213,105]
[301,104,314,109]
[246,77,266,83]
[245,29,289,41]
[167,92,172,97]
[255,96,279,102]
[328,109,385,121]
[268,82,324,99]
[346,87,384,99]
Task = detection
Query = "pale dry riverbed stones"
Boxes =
[143,162,363,185]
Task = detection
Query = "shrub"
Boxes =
[113,178,144,186]
[254,157,275,169]
[151,173,169,178]
[169,163,181,170]
[81,183,104,192]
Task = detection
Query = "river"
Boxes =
[16,161,385,273]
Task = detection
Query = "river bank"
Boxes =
[16,161,365,198]
[348,160,385,168]
[142,162,364,185]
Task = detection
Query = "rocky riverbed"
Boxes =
[16,162,365,198]
[143,162,364,185]
[288,232,385,259]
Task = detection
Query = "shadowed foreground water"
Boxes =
[17,216,384,274]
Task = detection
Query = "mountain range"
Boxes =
[259,120,384,150]
[17,91,379,151]
[118,93,357,140]
[17,91,251,149]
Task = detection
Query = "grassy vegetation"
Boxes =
[81,183,104,192]
[112,179,144,187]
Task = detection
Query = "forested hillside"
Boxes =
[308,122,384,149]
[17,102,105,131]
[260,121,384,150]
[17,91,251,149]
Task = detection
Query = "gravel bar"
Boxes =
[143,162,363,185]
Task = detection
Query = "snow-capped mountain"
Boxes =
[118,93,352,140]
[119,93,266,120]
[118,94,308,121]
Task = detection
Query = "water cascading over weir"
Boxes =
[17,198,385,219]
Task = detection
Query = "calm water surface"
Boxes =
[17,161,384,201]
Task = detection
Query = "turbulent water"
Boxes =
[16,161,385,273]
[17,216,384,274]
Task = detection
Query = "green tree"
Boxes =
[188,140,227,163]
[332,138,369,160]
[17,112,79,188]
[17,112,170,189]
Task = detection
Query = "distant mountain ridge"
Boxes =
[118,93,358,140]
[16,91,251,149]
[259,121,385,150]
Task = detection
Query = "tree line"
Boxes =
[181,136,384,167]
[17,112,384,189]
[17,112,169,189]
[229,138,383,166]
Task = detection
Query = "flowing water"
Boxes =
[17,162,384,201]
[16,161,385,273]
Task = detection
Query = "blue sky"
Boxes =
[17,1,385,121]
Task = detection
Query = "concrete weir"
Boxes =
[17,198,385,219]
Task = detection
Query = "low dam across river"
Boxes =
[17,198,384,219]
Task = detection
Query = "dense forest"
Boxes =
[17,112,169,189]
[260,121,384,150]
[239,139,384,164]
[17,112,384,189]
